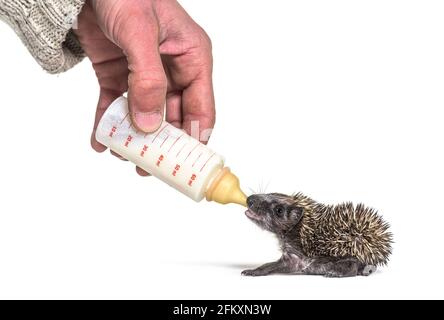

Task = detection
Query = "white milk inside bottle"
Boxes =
[95,97,246,206]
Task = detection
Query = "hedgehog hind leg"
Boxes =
[323,257,363,278]
[306,256,366,278]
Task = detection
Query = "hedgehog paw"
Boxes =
[241,269,255,276]
[362,265,377,276]
[241,269,260,277]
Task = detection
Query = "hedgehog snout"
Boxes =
[247,195,262,211]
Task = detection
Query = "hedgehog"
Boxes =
[242,193,392,277]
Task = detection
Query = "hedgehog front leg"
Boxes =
[241,258,290,277]
[305,256,366,278]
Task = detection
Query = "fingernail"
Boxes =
[133,111,163,133]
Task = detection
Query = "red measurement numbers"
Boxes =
[124,135,133,147]
[172,164,181,176]
[188,174,197,186]
[109,126,117,138]
[156,155,165,167]
[140,145,149,157]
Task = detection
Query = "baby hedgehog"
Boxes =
[243,193,392,277]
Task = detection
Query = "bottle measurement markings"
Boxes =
[156,154,165,167]
[176,143,188,158]
[184,143,200,162]
[199,153,216,172]
[160,135,169,148]
[150,125,168,142]
[172,164,181,176]
[109,116,211,188]
[124,134,133,147]
[120,112,129,125]
[109,126,117,138]
[192,152,203,167]
[140,145,149,157]
[168,134,184,153]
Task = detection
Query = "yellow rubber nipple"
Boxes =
[206,167,247,206]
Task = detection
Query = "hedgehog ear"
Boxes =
[289,206,304,224]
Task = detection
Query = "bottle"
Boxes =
[95,97,247,206]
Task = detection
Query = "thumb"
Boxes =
[121,11,167,133]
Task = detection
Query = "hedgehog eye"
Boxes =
[274,206,285,217]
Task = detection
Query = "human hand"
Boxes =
[74,0,215,175]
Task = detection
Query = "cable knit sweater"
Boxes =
[0,0,86,73]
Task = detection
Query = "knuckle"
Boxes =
[199,28,212,50]
[187,26,212,55]
[129,71,167,93]
[196,28,213,56]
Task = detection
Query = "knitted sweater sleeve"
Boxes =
[0,0,86,73]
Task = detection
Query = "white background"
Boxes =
[0,0,443,299]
